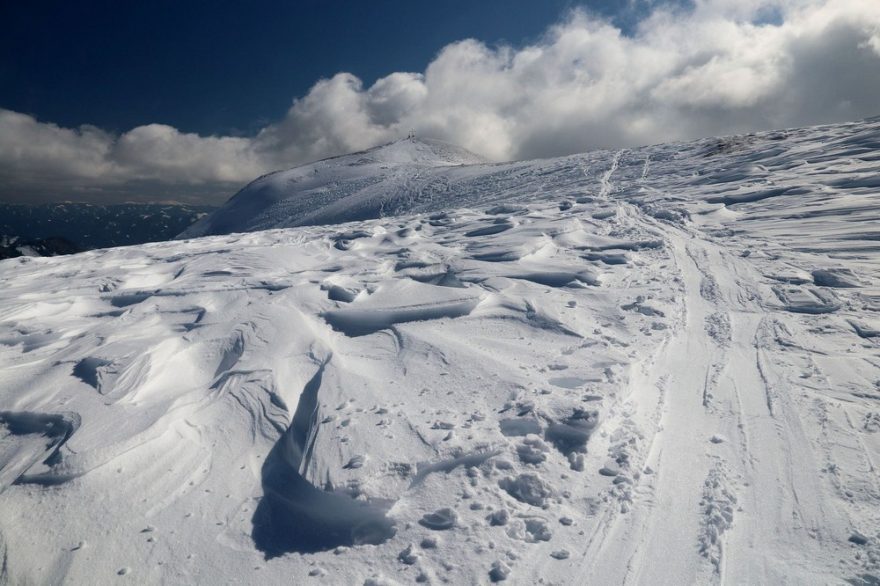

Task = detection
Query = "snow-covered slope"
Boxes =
[1,118,879,585]
[179,138,488,237]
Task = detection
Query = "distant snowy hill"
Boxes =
[1,119,879,585]
[180,138,488,237]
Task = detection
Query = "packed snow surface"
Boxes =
[2,119,880,584]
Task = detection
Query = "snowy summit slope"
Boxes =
[1,118,880,585]
[180,138,488,237]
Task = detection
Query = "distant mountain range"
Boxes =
[0,203,217,254]
[0,235,82,260]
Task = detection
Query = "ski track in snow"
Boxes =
[1,120,879,584]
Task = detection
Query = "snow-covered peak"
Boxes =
[347,137,489,167]
[179,137,487,238]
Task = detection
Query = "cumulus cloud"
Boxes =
[2,0,880,204]
[0,110,265,203]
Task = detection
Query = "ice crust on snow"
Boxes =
[1,118,880,584]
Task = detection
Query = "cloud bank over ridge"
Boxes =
[2,0,880,204]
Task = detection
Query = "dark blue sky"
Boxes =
[0,0,644,137]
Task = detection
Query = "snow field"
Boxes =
[1,117,879,584]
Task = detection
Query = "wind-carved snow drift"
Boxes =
[1,118,880,584]
[252,356,397,557]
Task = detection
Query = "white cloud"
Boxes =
[0,110,265,203]
[2,0,880,204]
[113,124,263,183]
[0,109,114,183]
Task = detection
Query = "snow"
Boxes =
[1,118,880,584]
[179,137,488,238]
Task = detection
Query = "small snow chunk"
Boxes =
[599,462,620,477]
[621,296,665,317]
[551,549,570,560]
[516,401,536,416]
[420,535,439,549]
[117,567,131,576]
[499,473,553,507]
[545,408,598,456]
[849,531,870,546]
[559,517,573,526]
[487,509,510,526]
[523,518,552,542]
[516,435,549,465]
[419,508,457,530]
[709,434,726,444]
[398,544,420,565]
[489,561,511,582]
